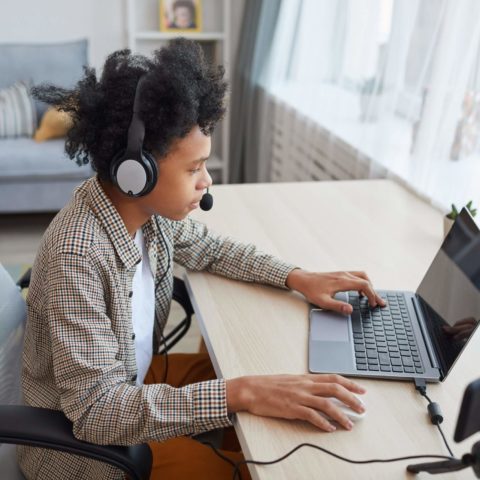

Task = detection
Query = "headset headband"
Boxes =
[125,75,147,157]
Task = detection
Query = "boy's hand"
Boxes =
[226,374,366,432]
[286,269,386,314]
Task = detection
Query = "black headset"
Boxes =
[110,76,158,197]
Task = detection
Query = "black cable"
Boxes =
[202,440,454,480]
[202,441,237,470]
[423,392,434,404]
[154,215,172,287]
[435,422,454,458]
[414,378,455,457]
[159,330,169,384]
[154,215,171,385]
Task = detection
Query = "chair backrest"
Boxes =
[0,263,26,405]
[0,263,27,479]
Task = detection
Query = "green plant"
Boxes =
[446,201,477,220]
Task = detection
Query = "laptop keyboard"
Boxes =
[350,292,425,374]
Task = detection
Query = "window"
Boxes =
[266,0,480,212]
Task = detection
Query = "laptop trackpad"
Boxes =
[309,309,353,373]
[310,310,349,341]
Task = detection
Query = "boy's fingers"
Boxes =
[309,383,366,414]
[320,296,352,314]
[348,271,371,282]
[347,272,386,307]
[299,406,337,432]
[344,278,378,307]
[375,293,387,306]
[307,399,353,430]
[309,373,366,394]
[359,290,386,307]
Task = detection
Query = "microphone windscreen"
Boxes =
[199,192,213,211]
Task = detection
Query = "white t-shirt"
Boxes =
[131,228,155,386]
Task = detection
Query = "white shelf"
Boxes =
[135,31,225,41]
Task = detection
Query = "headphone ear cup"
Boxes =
[110,149,124,188]
[111,152,145,197]
[110,150,157,197]
[140,150,158,196]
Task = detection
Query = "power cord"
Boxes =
[201,440,454,480]
[414,378,455,457]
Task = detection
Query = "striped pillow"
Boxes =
[0,82,37,138]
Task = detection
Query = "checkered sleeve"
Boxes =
[169,217,298,288]
[46,252,231,445]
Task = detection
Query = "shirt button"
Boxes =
[128,291,133,298]
[132,374,137,382]
[131,333,136,340]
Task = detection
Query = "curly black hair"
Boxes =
[31,38,227,181]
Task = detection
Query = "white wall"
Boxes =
[0,0,125,71]
[0,0,244,73]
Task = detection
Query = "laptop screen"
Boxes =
[416,208,480,379]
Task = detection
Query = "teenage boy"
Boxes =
[19,39,385,480]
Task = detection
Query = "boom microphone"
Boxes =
[199,188,213,211]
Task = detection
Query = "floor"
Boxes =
[0,213,202,354]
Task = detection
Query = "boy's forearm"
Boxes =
[225,377,251,413]
[285,267,309,291]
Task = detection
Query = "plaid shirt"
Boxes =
[18,176,296,480]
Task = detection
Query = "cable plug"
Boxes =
[414,378,444,425]
[414,378,427,396]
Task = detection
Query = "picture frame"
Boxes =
[159,0,202,33]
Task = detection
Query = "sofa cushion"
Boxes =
[0,39,88,121]
[34,107,73,142]
[0,138,92,179]
[0,82,37,138]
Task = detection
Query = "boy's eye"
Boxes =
[190,168,201,174]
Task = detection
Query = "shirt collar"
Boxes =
[143,216,160,252]
[85,176,147,270]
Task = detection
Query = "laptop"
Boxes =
[309,207,480,382]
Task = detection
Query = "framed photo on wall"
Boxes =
[159,0,202,32]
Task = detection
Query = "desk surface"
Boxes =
[186,179,480,480]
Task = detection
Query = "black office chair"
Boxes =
[0,264,195,480]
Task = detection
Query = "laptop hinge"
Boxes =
[411,296,443,378]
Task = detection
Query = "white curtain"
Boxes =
[262,0,480,212]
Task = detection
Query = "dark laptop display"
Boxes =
[309,208,480,381]
[416,208,480,379]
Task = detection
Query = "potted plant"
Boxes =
[444,201,477,237]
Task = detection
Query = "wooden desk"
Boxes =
[185,179,480,479]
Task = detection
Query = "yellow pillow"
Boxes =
[34,107,73,142]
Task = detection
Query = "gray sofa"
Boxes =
[0,39,94,214]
